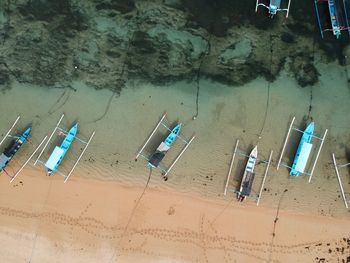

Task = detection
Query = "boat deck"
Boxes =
[45,147,65,171]
[241,171,255,196]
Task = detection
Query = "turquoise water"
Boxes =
[0,1,350,217]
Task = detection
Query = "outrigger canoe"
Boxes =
[148,123,182,169]
[329,0,342,38]
[45,123,78,175]
[238,146,258,202]
[290,122,314,176]
[314,0,350,38]
[0,127,31,172]
[255,0,292,18]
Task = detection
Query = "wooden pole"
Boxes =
[257,150,273,206]
[224,140,239,196]
[163,135,195,178]
[338,162,350,168]
[332,153,348,209]
[10,135,48,183]
[277,116,295,170]
[0,116,20,146]
[64,131,95,183]
[135,112,167,160]
[34,114,64,165]
[255,0,259,12]
[286,0,292,17]
[309,129,328,183]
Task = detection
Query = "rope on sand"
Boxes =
[108,168,153,263]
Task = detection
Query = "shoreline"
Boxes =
[0,167,349,262]
[0,67,349,219]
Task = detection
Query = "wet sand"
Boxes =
[0,168,349,263]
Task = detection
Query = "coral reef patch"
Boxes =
[0,0,348,92]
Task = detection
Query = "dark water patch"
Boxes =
[6,27,72,87]
[130,31,157,54]
[318,38,350,64]
[281,32,295,43]
[18,0,71,21]
[295,63,319,87]
[181,0,274,37]
[289,0,315,25]
[286,23,313,36]
[95,0,135,14]
[61,9,88,32]
[18,0,88,34]
[0,61,10,86]
[289,51,319,87]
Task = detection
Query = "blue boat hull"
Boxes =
[290,122,314,176]
[329,0,341,38]
[164,124,182,147]
[47,124,78,174]
[0,127,31,172]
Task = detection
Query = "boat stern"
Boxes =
[148,151,165,168]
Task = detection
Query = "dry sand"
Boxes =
[0,168,349,263]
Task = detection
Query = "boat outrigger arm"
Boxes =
[255,0,292,18]
[332,154,350,209]
[34,114,95,183]
[135,112,195,180]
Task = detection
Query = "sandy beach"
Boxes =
[0,168,348,263]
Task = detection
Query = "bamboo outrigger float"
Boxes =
[34,114,95,183]
[277,117,328,182]
[0,116,47,183]
[135,112,195,180]
[314,0,350,38]
[255,0,292,18]
[224,139,273,206]
[332,153,349,209]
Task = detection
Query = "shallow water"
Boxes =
[0,58,349,217]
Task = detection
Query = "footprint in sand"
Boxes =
[167,206,175,215]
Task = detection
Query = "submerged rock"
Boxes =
[342,43,350,65]
[95,0,135,14]
[281,32,295,43]
[295,63,319,87]
[0,0,342,92]
[0,67,10,86]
